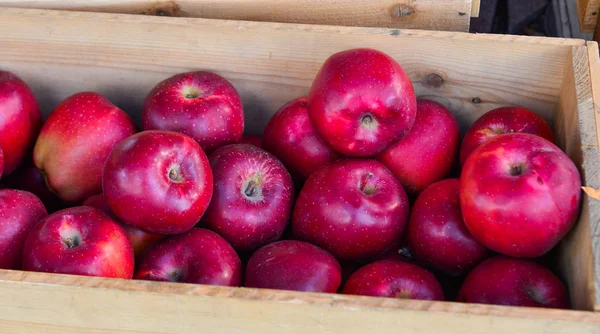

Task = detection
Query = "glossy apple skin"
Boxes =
[342,260,444,300]
[0,71,42,176]
[239,135,263,148]
[263,97,340,180]
[292,159,410,262]
[245,240,341,293]
[135,228,241,286]
[0,163,65,213]
[460,106,555,166]
[142,71,244,153]
[0,148,3,180]
[461,133,581,258]
[0,189,47,269]
[83,194,164,261]
[307,48,417,157]
[407,179,489,276]
[33,92,136,203]
[103,130,213,235]
[203,144,294,252]
[377,100,460,194]
[457,256,568,308]
[22,206,134,278]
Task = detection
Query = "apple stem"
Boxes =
[360,173,374,193]
[361,114,374,125]
[509,164,523,176]
[64,237,80,248]
[169,169,178,181]
[244,180,257,197]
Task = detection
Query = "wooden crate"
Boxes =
[0,6,600,333]
[0,0,480,32]
[578,0,600,33]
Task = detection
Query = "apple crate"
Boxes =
[1,6,600,334]
[0,0,480,32]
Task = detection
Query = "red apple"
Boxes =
[1,163,65,213]
[103,130,213,235]
[307,48,416,157]
[83,194,164,261]
[135,228,241,286]
[460,106,555,166]
[407,179,489,276]
[203,144,294,252]
[292,159,410,262]
[0,71,42,176]
[245,240,341,293]
[142,71,244,152]
[0,148,3,180]
[460,133,581,258]
[377,100,460,194]
[239,135,263,148]
[0,189,47,269]
[22,206,134,278]
[33,92,136,203]
[263,96,340,180]
[342,260,444,300]
[457,256,568,308]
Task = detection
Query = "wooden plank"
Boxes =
[586,41,600,311]
[0,0,474,32]
[0,7,598,330]
[0,270,597,333]
[0,7,584,135]
[471,0,481,17]
[553,45,600,311]
[577,0,600,33]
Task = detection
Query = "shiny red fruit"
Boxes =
[245,240,341,293]
[0,189,47,269]
[83,194,164,261]
[142,71,244,152]
[103,130,213,235]
[377,99,460,194]
[458,256,568,308]
[22,206,134,278]
[342,260,444,300]
[0,71,42,176]
[460,106,555,166]
[0,148,3,180]
[407,179,489,276]
[33,92,137,203]
[263,96,340,180]
[460,133,581,258]
[203,144,294,252]
[307,48,417,157]
[135,228,241,286]
[292,159,410,262]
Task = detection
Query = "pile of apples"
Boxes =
[0,48,582,309]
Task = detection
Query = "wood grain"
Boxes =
[578,0,600,33]
[471,0,480,17]
[586,41,600,311]
[0,7,599,331]
[0,7,584,134]
[0,0,474,32]
[0,270,598,333]
[553,45,600,312]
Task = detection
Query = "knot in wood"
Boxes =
[425,73,444,88]
[391,4,416,18]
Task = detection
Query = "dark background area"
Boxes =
[470,0,592,39]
